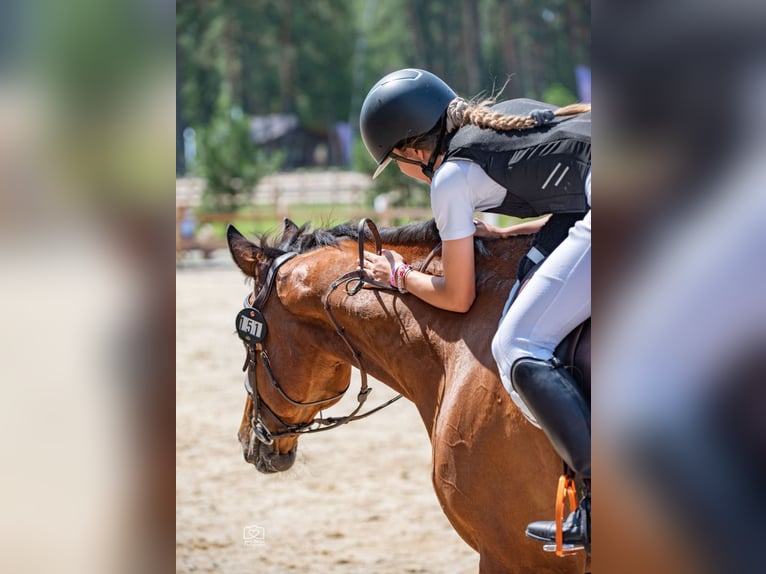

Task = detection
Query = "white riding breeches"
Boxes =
[492,173,591,408]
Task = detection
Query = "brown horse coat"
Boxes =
[228,220,587,574]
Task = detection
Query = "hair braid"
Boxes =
[403,99,591,156]
[447,99,591,133]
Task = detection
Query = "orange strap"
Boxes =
[555,474,578,556]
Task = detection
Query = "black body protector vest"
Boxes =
[445,98,590,218]
[445,99,591,282]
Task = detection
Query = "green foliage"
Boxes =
[196,92,283,212]
[352,136,430,207]
[178,0,590,123]
[178,0,591,178]
[541,83,578,107]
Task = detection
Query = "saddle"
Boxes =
[555,319,590,405]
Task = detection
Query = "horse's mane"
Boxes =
[258,219,450,256]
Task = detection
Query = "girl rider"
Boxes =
[359,68,591,551]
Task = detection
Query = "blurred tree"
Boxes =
[177,0,224,128]
[290,1,356,128]
[460,0,482,95]
[196,91,281,212]
[487,0,524,99]
[542,82,578,107]
[177,0,591,204]
[352,137,429,210]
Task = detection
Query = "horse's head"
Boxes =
[227,220,353,473]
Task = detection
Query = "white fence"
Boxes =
[176,171,372,209]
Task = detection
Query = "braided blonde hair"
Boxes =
[446,97,591,132]
[402,97,590,153]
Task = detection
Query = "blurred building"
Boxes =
[249,114,351,170]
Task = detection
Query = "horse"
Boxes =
[227,217,589,574]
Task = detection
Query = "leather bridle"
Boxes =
[239,218,403,446]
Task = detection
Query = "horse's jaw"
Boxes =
[239,431,298,473]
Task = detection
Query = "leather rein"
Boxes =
[239,218,409,446]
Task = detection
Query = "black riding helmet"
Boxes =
[360,68,456,178]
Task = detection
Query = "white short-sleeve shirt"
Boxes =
[430,160,507,240]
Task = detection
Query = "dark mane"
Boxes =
[259,219,444,256]
[256,218,492,259]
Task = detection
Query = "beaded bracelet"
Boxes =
[395,263,412,294]
[390,264,398,289]
[401,265,414,293]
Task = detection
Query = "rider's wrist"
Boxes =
[401,265,413,293]
[390,263,398,288]
[394,263,411,294]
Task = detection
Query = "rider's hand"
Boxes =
[363,249,405,286]
[473,219,503,239]
[473,216,551,239]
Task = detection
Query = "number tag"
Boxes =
[236,308,268,345]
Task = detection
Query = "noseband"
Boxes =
[238,218,402,446]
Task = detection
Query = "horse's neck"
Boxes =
[315,238,525,438]
[319,244,466,436]
[339,294,451,437]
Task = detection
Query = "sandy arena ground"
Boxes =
[176,256,480,573]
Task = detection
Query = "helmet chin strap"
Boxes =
[420,116,448,180]
[419,156,437,180]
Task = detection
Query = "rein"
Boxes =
[238,218,403,446]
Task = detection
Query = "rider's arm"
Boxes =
[474,215,551,239]
[400,236,475,313]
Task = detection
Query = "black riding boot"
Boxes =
[510,357,591,550]
[526,492,590,551]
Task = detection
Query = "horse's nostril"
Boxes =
[246,444,297,474]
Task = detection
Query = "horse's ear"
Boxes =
[280,217,301,245]
[227,225,266,277]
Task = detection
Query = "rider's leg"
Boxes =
[512,356,591,549]
[492,208,591,405]
[491,197,591,547]
[511,357,591,476]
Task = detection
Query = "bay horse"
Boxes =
[228,218,588,574]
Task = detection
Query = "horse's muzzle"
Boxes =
[239,430,297,473]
